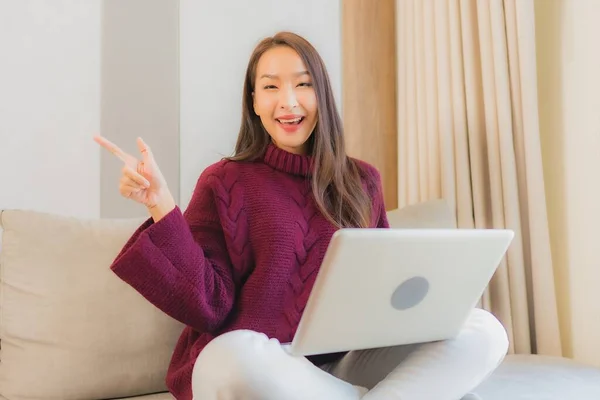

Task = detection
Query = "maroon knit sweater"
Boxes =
[110,143,389,399]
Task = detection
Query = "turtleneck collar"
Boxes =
[262,142,313,177]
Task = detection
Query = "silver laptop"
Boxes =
[283,228,514,357]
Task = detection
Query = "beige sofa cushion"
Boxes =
[472,354,600,399]
[387,199,456,229]
[113,394,175,400]
[0,210,184,400]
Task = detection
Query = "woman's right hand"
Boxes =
[94,135,176,221]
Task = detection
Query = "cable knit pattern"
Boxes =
[278,179,323,343]
[109,143,389,400]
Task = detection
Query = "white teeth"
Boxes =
[278,117,302,124]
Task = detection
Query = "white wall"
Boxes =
[178,0,342,207]
[536,0,600,366]
[1,0,344,218]
[100,0,180,219]
[0,0,101,219]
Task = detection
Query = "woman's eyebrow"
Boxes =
[259,71,310,79]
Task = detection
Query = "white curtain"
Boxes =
[396,0,562,356]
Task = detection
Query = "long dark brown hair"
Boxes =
[229,31,372,228]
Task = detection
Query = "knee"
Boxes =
[193,329,272,375]
[465,308,509,367]
[204,329,273,355]
[192,330,282,394]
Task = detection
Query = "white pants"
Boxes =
[192,308,508,400]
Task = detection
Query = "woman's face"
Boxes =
[253,46,318,155]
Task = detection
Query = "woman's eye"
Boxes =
[264,85,277,90]
[298,82,313,87]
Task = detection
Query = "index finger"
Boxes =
[93,136,130,164]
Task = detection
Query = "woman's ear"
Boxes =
[252,92,259,116]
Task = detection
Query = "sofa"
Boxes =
[1,199,600,400]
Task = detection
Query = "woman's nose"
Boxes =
[279,85,298,109]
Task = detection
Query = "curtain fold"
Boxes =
[396,0,562,356]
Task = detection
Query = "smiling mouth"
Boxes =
[276,117,305,125]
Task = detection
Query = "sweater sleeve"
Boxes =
[109,164,239,333]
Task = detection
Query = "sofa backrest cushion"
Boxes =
[386,199,456,229]
[0,210,184,400]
